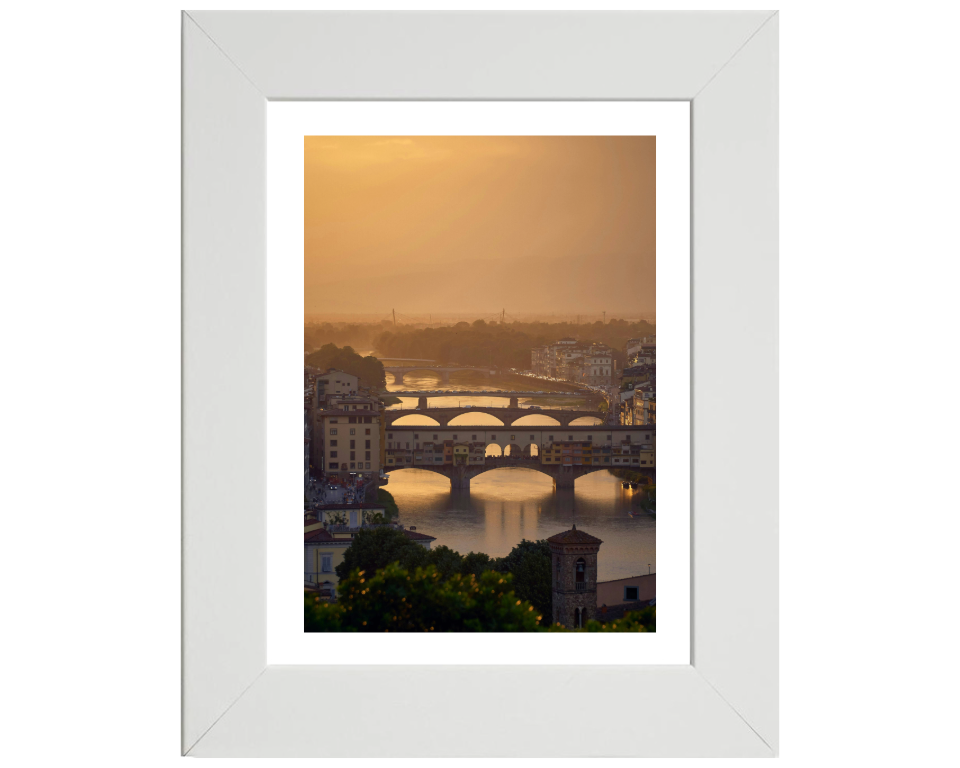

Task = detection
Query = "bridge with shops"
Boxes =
[383,424,656,490]
[389,390,598,400]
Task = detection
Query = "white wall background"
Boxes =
[1,2,957,766]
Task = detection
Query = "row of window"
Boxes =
[329,427,371,436]
[327,461,372,470]
[387,433,650,443]
[328,439,371,448]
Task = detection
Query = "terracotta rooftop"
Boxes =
[304,528,336,543]
[546,524,603,545]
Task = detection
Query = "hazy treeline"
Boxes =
[304,343,386,390]
[372,318,656,370]
[304,322,387,353]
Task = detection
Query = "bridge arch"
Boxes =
[389,413,442,427]
[568,415,605,426]
[447,411,506,427]
[510,413,562,427]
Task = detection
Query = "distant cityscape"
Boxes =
[303,324,656,630]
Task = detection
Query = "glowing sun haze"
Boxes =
[304,136,655,317]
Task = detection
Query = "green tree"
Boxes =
[582,605,656,633]
[376,488,399,520]
[305,343,386,389]
[307,564,545,632]
[334,526,423,580]
[491,539,553,620]
[459,551,493,578]
[636,486,656,515]
[305,565,656,633]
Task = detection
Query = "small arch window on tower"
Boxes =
[575,558,586,591]
[574,607,583,628]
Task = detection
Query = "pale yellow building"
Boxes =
[304,515,437,597]
[317,405,381,478]
[314,369,359,403]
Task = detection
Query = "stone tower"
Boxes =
[547,524,603,628]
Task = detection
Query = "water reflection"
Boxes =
[387,467,655,582]
[381,371,653,580]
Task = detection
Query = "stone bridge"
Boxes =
[384,366,496,384]
[385,404,605,427]
[387,457,655,491]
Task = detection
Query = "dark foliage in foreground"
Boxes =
[305,564,655,633]
[334,527,553,620]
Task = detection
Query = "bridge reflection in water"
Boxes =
[384,467,655,583]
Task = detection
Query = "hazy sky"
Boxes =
[305,136,655,317]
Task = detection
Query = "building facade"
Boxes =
[531,338,614,385]
[383,426,655,472]
[316,406,382,478]
[314,369,359,404]
[305,513,436,598]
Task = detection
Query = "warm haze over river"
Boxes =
[381,369,655,581]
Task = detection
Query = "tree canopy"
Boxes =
[306,563,655,633]
[304,343,386,389]
[371,318,655,371]
[334,528,556,621]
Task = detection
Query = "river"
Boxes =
[382,371,655,580]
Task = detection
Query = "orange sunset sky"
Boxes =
[305,136,656,317]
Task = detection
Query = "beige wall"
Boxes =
[316,370,359,400]
[322,412,381,476]
[596,573,656,607]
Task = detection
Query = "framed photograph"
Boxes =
[183,10,778,758]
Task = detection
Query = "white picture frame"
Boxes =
[182,10,778,758]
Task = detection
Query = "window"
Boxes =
[349,417,357,424]
[350,462,355,469]
[329,440,337,447]
[433,434,438,440]
[350,451,355,460]
[490,434,496,440]
[452,435,457,440]
[350,440,355,449]
[472,434,477,440]
[365,440,371,449]
[530,435,535,441]
[365,428,371,435]
[510,435,515,441]
[549,435,554,442]
[365,451,371,460]
[414,434,419,439]
[321,555,333,573]
[388,433,393,439]
[568,435,573,440]
[351,428,357,436]
[330,428,338,436]
[328,462,339,469]
[624,586,639,601]
[365,462,371,469]
[330,451,337,458]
